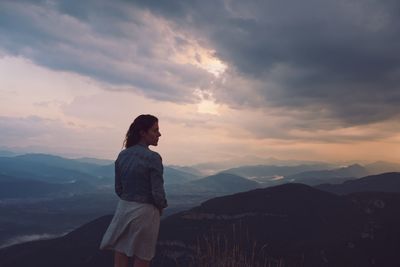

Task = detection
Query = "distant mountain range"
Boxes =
[1,151,400,183]
[0,150,19,157]
[0,153,207,248]
[364,161,400,175]
[0,154,109,184]
[1,172,399,266]
[190,157,335,174]
[163,167,199,184]
[189,172,261,193]
[74,157,114,166]
[0,174,92,198]
[1,151,400,206]
[316,172,400,195]
[165,172,261,197]
[167,165,204,176]
[282,164,369,185]
[0,153,203,199]
[223,163,334,182]
[1,150,400,265]
[1,151,399,201]
[221,162,400,187]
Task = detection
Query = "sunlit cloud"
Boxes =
[170,39,227,77]
[193,89,221,115]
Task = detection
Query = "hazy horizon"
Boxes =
[1,147,399,171]
[1,0,399,166]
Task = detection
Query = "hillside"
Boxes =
[188,172,261,193]
[316,172,400,195]
[1,183,400,266]
[156,184,400,266]
[0,216,113,267]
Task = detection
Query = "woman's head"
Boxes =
[123,114,161,148]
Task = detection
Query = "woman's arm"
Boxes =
[149,153,168,210]
[114,160,123,198]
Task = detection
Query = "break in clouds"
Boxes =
[1,0,400,138]
[137,0,400,127]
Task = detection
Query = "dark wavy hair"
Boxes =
[123,114,158,148]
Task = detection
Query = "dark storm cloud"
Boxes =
[131,0,400,127]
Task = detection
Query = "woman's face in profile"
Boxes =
[141,122,161,146]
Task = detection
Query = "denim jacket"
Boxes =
[114,143,168,209]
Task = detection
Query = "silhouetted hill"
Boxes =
[316,172,400,195]
[2,184,400,266]
[365,161,400,175]
[158,183,359,244]
[155,184,400,266]
[189,172,260,193]
[0,192,119,248]
[0,215,113,267]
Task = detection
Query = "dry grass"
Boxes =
[184,225,285,267]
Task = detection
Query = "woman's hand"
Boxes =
[158,208,163,216]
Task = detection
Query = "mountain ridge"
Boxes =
[316,172,400,195]
[1,180,400,266]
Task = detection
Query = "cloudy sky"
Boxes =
[0,0,399,166]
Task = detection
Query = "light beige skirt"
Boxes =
[99,199,160,260]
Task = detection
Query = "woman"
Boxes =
[100,114,168,267]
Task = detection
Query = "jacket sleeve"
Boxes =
[114,160,123,198]
[149,153,168,209]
